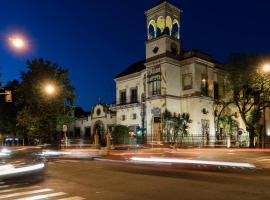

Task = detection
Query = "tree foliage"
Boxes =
[0,80,20,135]
[162,109,192,145]
[16,58,76,144]
[111,124,129,144]
[224,53,270,147]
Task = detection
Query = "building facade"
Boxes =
[71,1,270,146]
[114,1,222,144]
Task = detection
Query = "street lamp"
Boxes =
[43,83,68,148]
[7,34,28,52]
[263,64,270,73]
[45,84,56,95]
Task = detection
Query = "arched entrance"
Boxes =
[93,120,105,146]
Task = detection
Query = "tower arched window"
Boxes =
[156,28,162,37]
[148,24,155,40]
[172,23,179,39]
[164,27,170,36]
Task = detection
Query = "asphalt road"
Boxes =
[2,151,270,200]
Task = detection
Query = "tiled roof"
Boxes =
[115,49,220,79]
[115,60,145,79]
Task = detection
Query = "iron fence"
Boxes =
[62,134,270,148]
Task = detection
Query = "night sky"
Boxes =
[0,0,269,111]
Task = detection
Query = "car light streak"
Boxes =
[130,157,256,168]
[0,148,11,158]
[16,192,66,200]
[1,148,11,154]
[40,150,72,156]
[0,163,45,177]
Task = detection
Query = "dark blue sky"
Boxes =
[0,0,269,111]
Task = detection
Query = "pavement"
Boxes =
[1,156,270,200]
[56,146,270,169]
[2,146,270,199]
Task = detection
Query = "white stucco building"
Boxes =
[113,1,223,143]
[71,1,270,146]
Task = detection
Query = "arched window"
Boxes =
[172,23,179,39]
[148,24,155,40]
[164,27,170,36]
[148,20,156,40]
[165,16,173,36]
[172,19,180,39]
[156,28,162,37]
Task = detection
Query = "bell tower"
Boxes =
[145,1,182,59]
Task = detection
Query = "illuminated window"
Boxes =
[201,74,209,96]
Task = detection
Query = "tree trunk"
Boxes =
[249,127,256,148]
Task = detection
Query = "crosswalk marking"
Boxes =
[0,186,40,194]
[0,188,52,199]
[58,197,85,200]
[15,192,66,200]
[0,182,85,200]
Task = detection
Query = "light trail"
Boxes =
[0,163,45,177]
[130,157,256,168]
[15,192,66,200]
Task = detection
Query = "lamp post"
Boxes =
[44,83,68,148]
[261,64,270,148]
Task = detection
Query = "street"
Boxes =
[1,149,270,200]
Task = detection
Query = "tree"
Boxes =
[162,109,192,146]
[0,80,20,135]
[111,125,129,144]
[16,58,76,144]
[224,53,270,147]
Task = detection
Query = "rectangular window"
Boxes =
[119,90,126,105]
[130,88,138,103]
[214,81,219,100]
[132,113,137,120]
[182,73,192,90]
[122,115,126,121]
[150,75,161,96]
[201,74,209,96]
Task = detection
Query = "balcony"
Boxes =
[116,98,140,107]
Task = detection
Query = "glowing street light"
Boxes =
[262,64,270,73]
[45,84,56,95]
[7,34,28,52]
[10,37,25,49]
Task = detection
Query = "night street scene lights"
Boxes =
[262,64,270,73]
[44,84,56,96]
[7,34,29,52]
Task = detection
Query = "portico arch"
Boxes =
[93,120,105,145]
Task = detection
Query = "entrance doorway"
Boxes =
[153,117,162,144]
[93,121,105,146]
